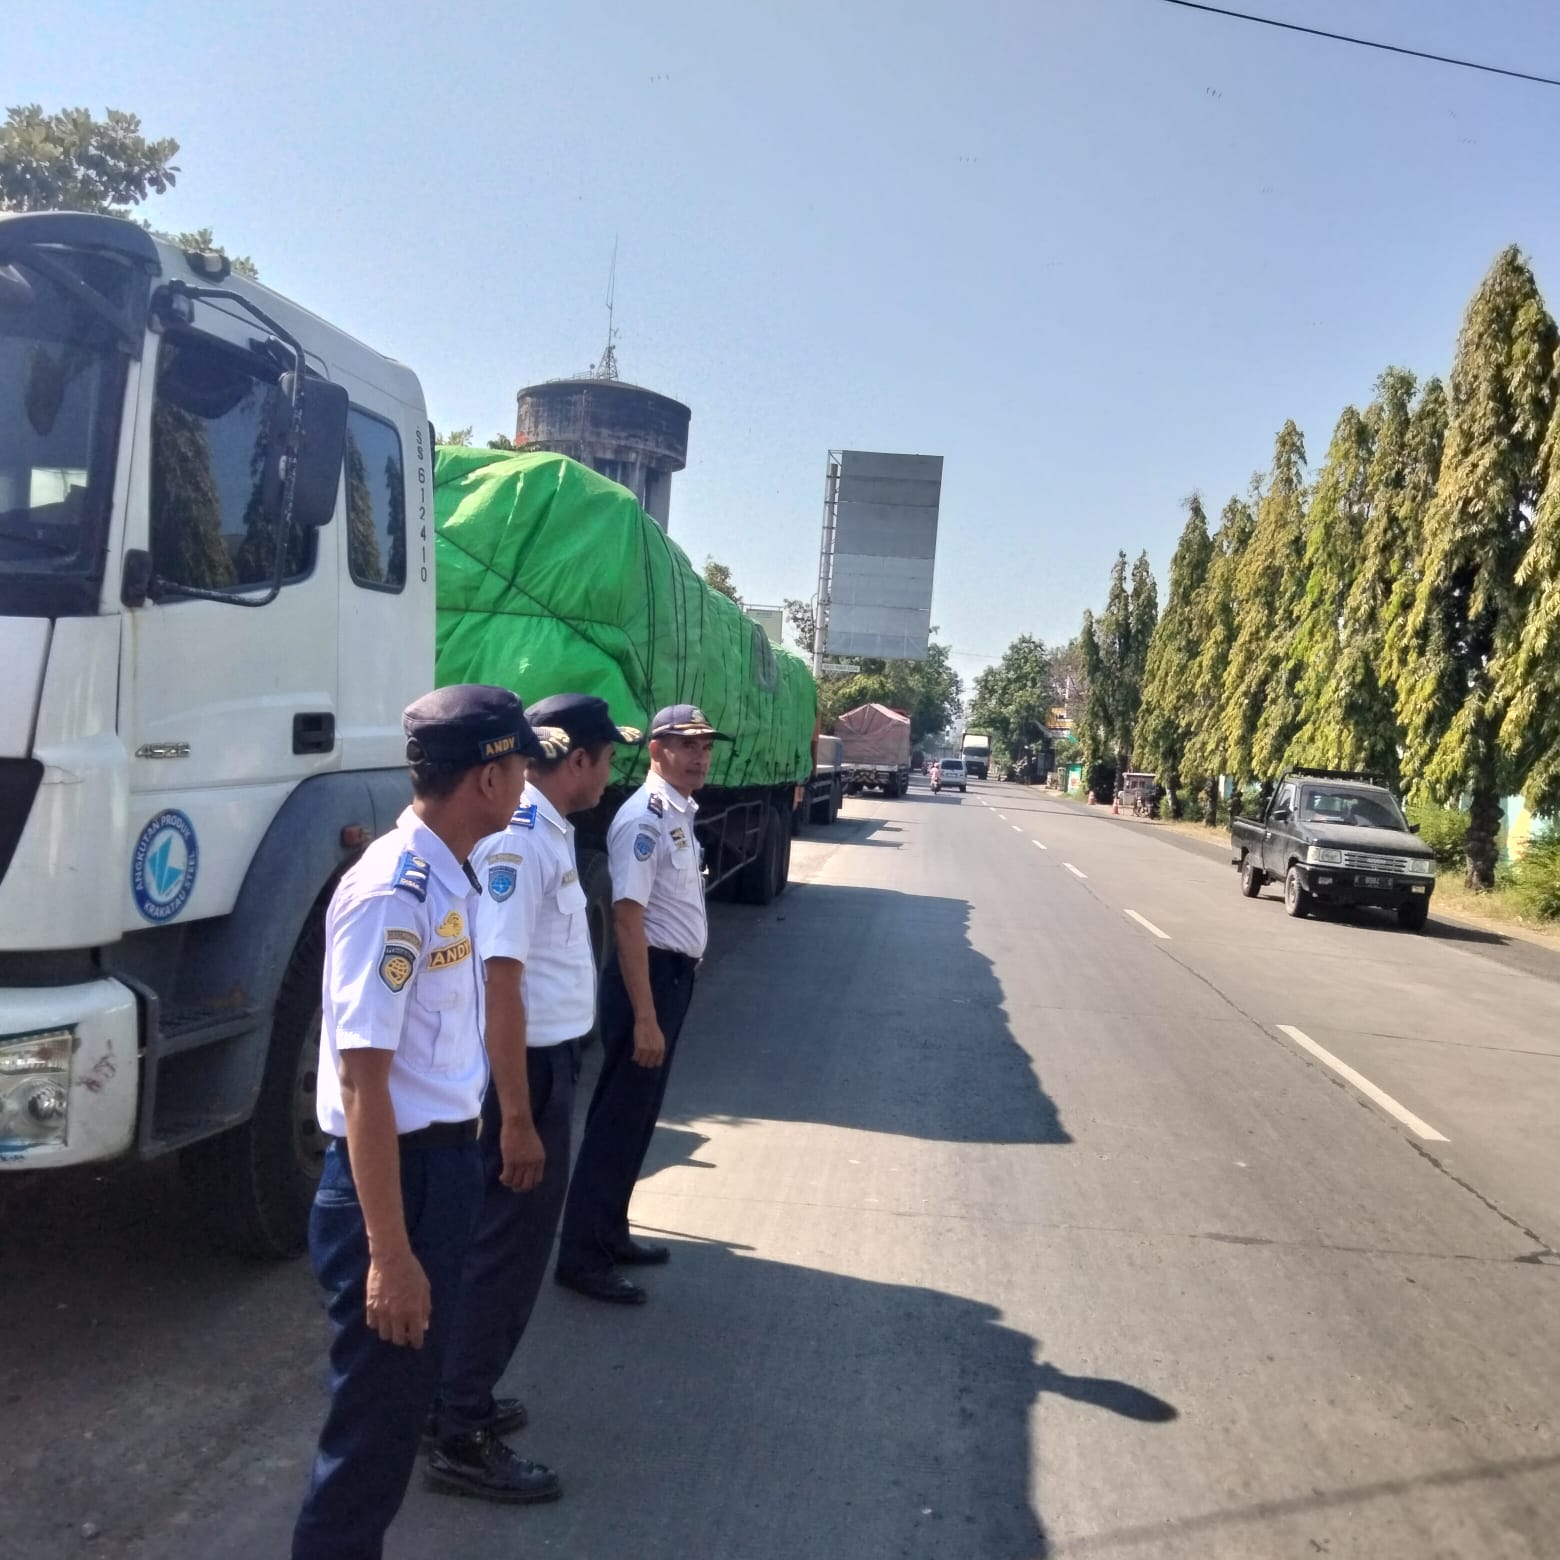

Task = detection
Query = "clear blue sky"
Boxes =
[16,0,1560,687]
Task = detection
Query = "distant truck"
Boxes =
[836,704,912,799]
[961,732,991,779]
[1230,768,1437,930]
[798,734,844,826]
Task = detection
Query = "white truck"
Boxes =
[960,731,991,780]
[0,211,801,1256]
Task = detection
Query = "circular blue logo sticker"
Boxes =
[131,809,199,923]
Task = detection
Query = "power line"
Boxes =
[1155,0,1560,90]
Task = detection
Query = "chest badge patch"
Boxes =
[436,909,464,938]
[378,940,417,992]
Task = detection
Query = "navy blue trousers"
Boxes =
[291,1139,481,1560]
[435,1042,577,1438]
[556,949,697,1275]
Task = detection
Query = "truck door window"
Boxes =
[344,407,405,591]
[150,332,312,594]
[1273,784,1295,818]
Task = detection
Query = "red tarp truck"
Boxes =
[836,704,912,799]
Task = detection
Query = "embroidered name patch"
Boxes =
[428,936,473,970]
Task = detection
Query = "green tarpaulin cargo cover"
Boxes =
[433,446,817,790]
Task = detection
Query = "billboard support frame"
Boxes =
[812,451,843,679]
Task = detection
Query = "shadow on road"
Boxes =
[693,883,1072,1146]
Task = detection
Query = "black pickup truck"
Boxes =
[1230,768,1438,931]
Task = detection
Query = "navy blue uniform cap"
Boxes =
[403,684,543,771]
[651,703,733,742]
[525,693,642,758]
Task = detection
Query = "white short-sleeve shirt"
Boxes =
[474,783,596,1046]
[315,807,489,1138]
[608,772,707,959]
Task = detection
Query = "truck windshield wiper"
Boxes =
[0,513,77,557]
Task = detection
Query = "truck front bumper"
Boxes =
[0,978,139,1167]
[1298,865,1435,911]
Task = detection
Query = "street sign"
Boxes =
[820,660,857,675]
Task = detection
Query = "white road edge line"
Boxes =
[1011,824,1023,833]
[1064,863,1087,880]
[1124,908,1170,940]
[1032,839,1048,851]
[1276,1024,1449,1142]
[996,814,1008,820]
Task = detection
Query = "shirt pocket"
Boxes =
[555,877,588,946]
[408,966,473,1074]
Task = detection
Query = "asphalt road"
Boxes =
[3,778,1557,1558]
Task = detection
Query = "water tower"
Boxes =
[513,247,690,531]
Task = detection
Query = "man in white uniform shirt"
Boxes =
[426,694,637,1502]
[292,685,538,1560]
[555,704,728,1305]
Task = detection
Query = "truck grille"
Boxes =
[1342,850,1412,874]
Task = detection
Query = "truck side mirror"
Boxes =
[1270,806,1290,823]
[267,371,348,530]
[1408,822,1421,834]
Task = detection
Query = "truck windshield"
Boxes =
[0,247,132,617]
[1299,788,1406,831]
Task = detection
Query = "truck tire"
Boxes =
[737,807,781,905]
[1240,856,1263,897]
[1397,898,1430,932]
[1283,864,1311,920]
[774,805,793,897]
[828,785,841,824]
[182,909,328,1258]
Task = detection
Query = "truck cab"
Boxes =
[1,212,430,1251]
[1230,768,1437,931]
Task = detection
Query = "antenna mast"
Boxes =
[594,238,621,381]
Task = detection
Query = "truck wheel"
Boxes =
[737,807,780,905]
[182,909,328,1258]
[774,806,793,897]
[1397,899,1430,932]
[1283,865,1311,920]
[829,786,841,823]
[1240,856,1263,898]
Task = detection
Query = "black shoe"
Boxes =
[610,1238,670,1266]
[554,1267,648,1305]
[424,1430,561,1504]
[423,1396,528,1445]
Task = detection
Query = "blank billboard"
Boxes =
[824,450,942,660]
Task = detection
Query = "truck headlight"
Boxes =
[1306,846,1343,866]
[1408,859,1436,877]
[0,1029,72,1151]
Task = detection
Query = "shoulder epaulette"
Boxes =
[390,850,431,902]
[647,793,666,818]
[511,803,539,830]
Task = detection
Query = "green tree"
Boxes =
[0,104,178,213]
[1221,422,1308,782]
[969,635,1053,756]
[1184,494,1256,822]
[1400,247,1557,888]
[783,598,816,654]
[1288,405,1375,772]
[487,433,517,450]
[1135,496,1213,814]
[820,640,961,743]
[1080,551,1153,780]
[702,557,741,604]
[436,426,475,447]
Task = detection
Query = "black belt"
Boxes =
[649,947,700,972]
[329,1117,480,1152]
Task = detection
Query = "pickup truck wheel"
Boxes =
[1283,864,1312,919]
[182,908,328,1258]
[1397,899,1430,932]
[1240,857,1263,898]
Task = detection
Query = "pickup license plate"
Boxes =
[1359,874,1386,888]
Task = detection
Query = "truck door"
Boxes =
[117,321,341,932]
[1263,783,1296,878]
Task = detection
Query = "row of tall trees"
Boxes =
[1120,246,1560,889]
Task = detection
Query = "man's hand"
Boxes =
[632,1015,667,1069]
[365,1247,432,1348]
[500,1117,546,1192]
